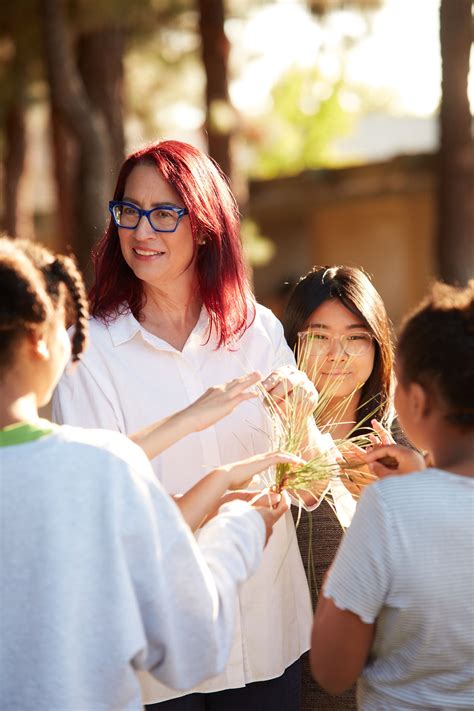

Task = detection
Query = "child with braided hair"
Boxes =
[0,236,296,710]
[310,280,474,710]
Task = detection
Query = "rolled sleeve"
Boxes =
[323,484,392,624]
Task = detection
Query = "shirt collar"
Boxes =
[107,306,213,352]
[108,310,142,347]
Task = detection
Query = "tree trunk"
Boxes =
[40,0,110,277]
[78,27,126,178]
[3,100,26,238]
[438,0,474,285]
[50,106,79,252]
[198,0,234,181]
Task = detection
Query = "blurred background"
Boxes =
[1,0,473,324]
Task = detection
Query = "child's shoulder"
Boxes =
[55,424,152,477]
[369,468,474,514]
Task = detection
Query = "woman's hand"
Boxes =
[364,444,426,477]
[261,365,318,418]
[337,440,377,496]
[368,418,396,446]
[183,372,261,432]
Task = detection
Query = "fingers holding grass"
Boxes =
[255,490,291,545]
[364,444,426,477]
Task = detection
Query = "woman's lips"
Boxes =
[132,247,165,259]
[320,371,352,376]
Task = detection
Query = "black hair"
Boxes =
[0,237,89,372]
[397,280,474,429]
[284,265,394,434]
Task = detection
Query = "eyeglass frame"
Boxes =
[109,200,189,233]
[297,329,375,357]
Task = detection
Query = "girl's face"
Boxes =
[118,164,196,291]
[37,313,72,406]
[300,299,376,398]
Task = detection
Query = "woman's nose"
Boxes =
[134,215,156,240]
[326,336,347,360]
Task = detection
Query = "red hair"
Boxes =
[89,140,254,347]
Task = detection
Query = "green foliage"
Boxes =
[243,66,356,179]
[241,218,276,268]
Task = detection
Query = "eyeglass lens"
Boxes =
[113,204,180,231]
[299,332,372,356]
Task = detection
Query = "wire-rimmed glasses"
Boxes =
[297,330,374,357]
[109,201,188,233]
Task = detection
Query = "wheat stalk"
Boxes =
[259,335,385,501]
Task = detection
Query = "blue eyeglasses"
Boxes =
[109,201,189,233]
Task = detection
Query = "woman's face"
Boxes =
[118,164,195,290]
[300,299,376,398]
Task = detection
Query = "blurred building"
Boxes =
[249,153,436,326]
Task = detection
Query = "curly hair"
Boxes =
[397,280,474,429]
[0,237,89,372]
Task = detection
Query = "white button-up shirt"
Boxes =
[52,303,313,703]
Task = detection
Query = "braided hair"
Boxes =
[0,239,53,371]
[0,238,89,372]
[15,240,89,362]
[397,280,474,429]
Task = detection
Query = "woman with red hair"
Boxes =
[53,140,316,710]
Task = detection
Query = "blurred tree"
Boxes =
[0,0,40,238]
[198,0,235,181]
[309,0,381,12]
[40,0,139,272]
[3,79,27,238]
[243,67,354,179]
[438,0,474,285]
[40,0,113,273]
[77,27,125,176]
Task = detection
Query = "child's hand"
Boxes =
[216,450,306,491]
[184,372,261,432]
[364,444,426,477]
[254,490,291,545]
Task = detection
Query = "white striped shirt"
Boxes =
[324,469,474,710]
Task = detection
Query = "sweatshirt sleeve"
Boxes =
[121,459,265,691]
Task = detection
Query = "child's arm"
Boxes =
[310,590,375,694]
[177,451,304,532]
[129,372,260,460]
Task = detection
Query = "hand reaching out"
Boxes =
[130,372,263,461]
[184,372,261,432]
[215,450,306,491]
[364,444,426,478]
[178,450,304,532]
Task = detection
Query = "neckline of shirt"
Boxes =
[107,305,213,352]
[0,418,57,447]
